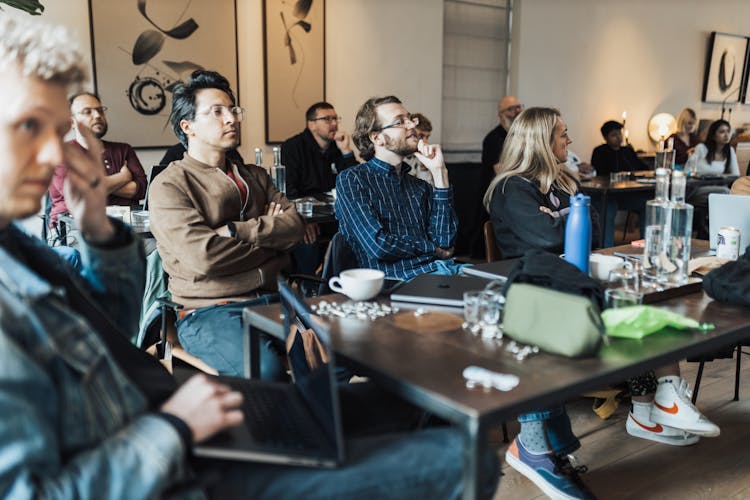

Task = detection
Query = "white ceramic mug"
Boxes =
[589,254,624,281]
[328,269,385,301]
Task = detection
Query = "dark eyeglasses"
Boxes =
[311,115,341,123]
[376,115,419,132]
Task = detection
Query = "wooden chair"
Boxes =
[483,220,501,263]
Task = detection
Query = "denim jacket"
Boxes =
[0,224,202,499]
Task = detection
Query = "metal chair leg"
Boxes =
[692,361,705,404]
[735,343,742,401]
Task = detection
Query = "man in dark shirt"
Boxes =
[481,95,523,191]
[282,102,358,277]
[281,102,358,199]
[590,120,649,247]
[590,120,648,176]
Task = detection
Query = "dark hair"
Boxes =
[352,95,402,161]
[305,101,334,121]
[705,119,732,171]
[68,91,100,107]
[411,112,432,133]
[170,70,236,148]
[600,120,623,138]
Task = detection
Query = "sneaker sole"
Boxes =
[626,422,699,446]
[505,449,581,500]
[650,414,721,438]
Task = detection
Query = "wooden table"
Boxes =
[242,244,750,499]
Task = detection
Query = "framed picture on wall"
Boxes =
[263,0,326,144]
[88,0,239,148]
[702,31,749,104]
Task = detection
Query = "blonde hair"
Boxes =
[676,108,697,134]
[483,107,577,211]
[0,16,86,86]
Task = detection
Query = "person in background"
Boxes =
[0,17,496,499]
[590,120,648,176]
[49,92,147,227]
[688,119,739,176]
[669,108,700,167]
[686,119,739,238]
[404,112,435,185]
[481,95,523,191]
[281,102,358,279]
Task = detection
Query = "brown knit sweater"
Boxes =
[149,154,304,309]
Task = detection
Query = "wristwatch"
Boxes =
[226,221,237,238]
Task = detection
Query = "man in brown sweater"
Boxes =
[149,70,304,377]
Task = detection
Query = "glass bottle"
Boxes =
[254,147,264,170]
[642,168,670,283]
[661,170,693,285]
[271,146,286,196]
[564,194,592,275]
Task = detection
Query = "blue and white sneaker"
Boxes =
[505,438,596,499]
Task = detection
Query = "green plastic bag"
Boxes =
[601,305,702,339]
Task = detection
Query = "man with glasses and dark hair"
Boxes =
[281,102,358,279]
[336,96,461,280]
[148,70,304,377]
[282,101,357,200]
[49,91,147,228]
[481,95,523,191]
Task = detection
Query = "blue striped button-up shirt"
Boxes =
[335,157,458,279]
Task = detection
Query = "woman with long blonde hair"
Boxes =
[483,107,597,258]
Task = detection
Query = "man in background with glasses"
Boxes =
[336,96,461,280]
[149,70,304,377]
[281,102,358,279]
[49,92,147,231]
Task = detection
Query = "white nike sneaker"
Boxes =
[650,377,720,437]
[626,412,699,446]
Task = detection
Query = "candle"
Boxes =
[667,137,674,151]
[624,129,629,145]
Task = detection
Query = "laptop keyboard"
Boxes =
[234,384,322,450]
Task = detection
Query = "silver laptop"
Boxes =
[708,193,750,251]
[193,283,345,467]
[390,274,490,307]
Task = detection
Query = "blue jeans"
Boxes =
[195,426,499,499]
[176,296,285,379]
[518,406,580,455]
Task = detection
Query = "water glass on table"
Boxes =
[294,198,314,217]
[604,287,644,309]
[608,262,639,292]
[463,291,482,334]
[478,290,504,339]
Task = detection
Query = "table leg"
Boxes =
[462,417,488,500]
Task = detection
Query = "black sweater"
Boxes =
[489,176,600,259]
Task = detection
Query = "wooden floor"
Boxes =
[491,354,750,499]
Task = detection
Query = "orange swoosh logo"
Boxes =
[654,401,679,414]
[631,416,663,433]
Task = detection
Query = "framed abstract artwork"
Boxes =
[702,31,749,104]
[263,0,326,144]
[88,0,239,148]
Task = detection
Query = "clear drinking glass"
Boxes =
[463,291,482,334]
[608,262,639,291]
[294,198,314,217]
[478,290,504,339]
[604,288,644,309]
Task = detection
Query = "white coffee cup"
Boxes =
[328,268,385,301]
[589,254,624,281]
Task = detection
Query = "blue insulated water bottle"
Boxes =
[564,194,591,274]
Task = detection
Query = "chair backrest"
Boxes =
[318,233,358,295]
[483,220,502,262]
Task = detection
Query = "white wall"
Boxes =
[513,0,750,161]
[25,0,443,169]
